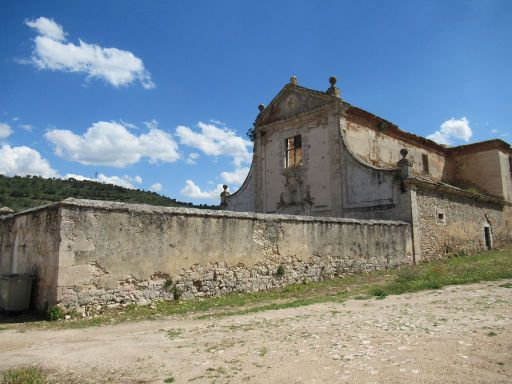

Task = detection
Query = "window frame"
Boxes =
[285,135,303,168]
[422,153,430,174]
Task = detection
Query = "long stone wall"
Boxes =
[416,188,512,260]
[0,199,412,312]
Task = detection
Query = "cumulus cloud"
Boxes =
[0,144,58,178]
[427,117,472,145]
[45,121,180,167]
[0,123,13,139]
[150,182,162,192]
[220,167,249,185]
[63,173,141,189]
[176,122,252,167]
[25,17,154,89]
[134,175,142,184]
[180,180,223,200]
[186,152,199,165]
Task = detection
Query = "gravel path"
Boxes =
[2,280,511,383]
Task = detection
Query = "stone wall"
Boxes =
[0,204,61,308]
[415,188,512,260]
[0,199,412,312]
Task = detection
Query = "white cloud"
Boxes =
[134,175,142,184]
[25,17,154,89]
[427,117,472,145]
[143,119,159,130]
[491,129,498,134]
[186,152,199,165]
[45,121,180,167]
[63,173,141,189]
[19,124,33,132]
[176,122,252,167]
[26,17,66,41]
[220,167,249,185]
[0,123,13,139]
[0,144,58,178]
[150,182,162,192]
[180,180,223,200]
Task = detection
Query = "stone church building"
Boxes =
[223,76,512,262]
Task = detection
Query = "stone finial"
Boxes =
[220,185,230,209]
[258,104,265,112]
[290,76,298,85]
[397,148,412,178]
[326,75,341,98]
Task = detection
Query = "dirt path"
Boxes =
[2,280,511,383]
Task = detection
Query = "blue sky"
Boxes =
[1,0,511,203]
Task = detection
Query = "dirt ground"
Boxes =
[1,280,511,383]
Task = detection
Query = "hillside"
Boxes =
[0,175,217,213]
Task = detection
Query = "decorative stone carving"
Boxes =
[276,169,314,211]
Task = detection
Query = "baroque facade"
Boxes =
[224,76,512,261]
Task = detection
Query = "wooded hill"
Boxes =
[0,175,218,213]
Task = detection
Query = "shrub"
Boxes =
[46,306,64,321]
[276,265,285,278]
[163,279,173,292]
[172,286,182,301]
[368,286,388,299]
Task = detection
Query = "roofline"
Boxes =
[254,81,511,156]
[447,139,512,156]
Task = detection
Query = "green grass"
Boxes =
[1,367,51,384]
[3,248,511,329]
[376,248,512,296]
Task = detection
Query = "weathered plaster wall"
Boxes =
[499,152,512,203]
[415,188,512,260]
[344,112,446,180]
[225,162,256,212]
[447,149,505,199]
[338,114,414,225]
[259,109,336,216]
[3,199,412,311]
[0,205,61,309]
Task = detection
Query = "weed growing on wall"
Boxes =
[46,306,64,321]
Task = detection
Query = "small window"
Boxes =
[436,208,446,225]
[422,153,430,174]
[285,135,302,168]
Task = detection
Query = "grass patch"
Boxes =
[165,329,183,339]
[1,367,51,384]
[380,249,512,296]
[368,286,388,299]
[4,248,511,329]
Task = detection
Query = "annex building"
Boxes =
[224,76,512,262]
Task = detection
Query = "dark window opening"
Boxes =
[484,227,492,250]
[422,153,430,173]
[509,156,512,176]
[438,212,444,221]
[285,135,302,168]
